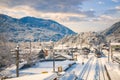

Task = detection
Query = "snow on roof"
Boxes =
[54,44,68,49]
[110,43,120,45]
[55,54,72,59]
[59,54,72,59]
[73,52,79,55]
[5,73,57,80]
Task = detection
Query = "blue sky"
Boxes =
[82,0,120,16]
[0,0,120,33]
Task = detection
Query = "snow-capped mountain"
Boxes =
[0,14,76,42]
[102,21,120,42]
[56,32,106,48]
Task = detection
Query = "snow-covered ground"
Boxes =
[59,52,120,80]
[59,54,94,80]
[1,51,120,80]
[1,60,75,80]
[19,60,75,75]
[5,73,57,80]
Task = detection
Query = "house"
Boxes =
[54,54,72,60]
[82,47,90,58]
[38,49,45,59]
[82,47,90,55]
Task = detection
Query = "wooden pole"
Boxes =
[30,41,31,55]
[53,51,55,72]
[16,45,19,77]
[108,45,110,62]
[52,42,55,72]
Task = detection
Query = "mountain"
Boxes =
[102,21,120,42]
[0,14,76,42]
[56,32,106,48]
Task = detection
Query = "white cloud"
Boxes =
[0,0,85,14]
[90,8,94,11]
[115,6,120,10]
[0,5,87,23]
[98,1,104,4]
[112,0,119,2]
[100,15,114,20]
[86,14,120,23]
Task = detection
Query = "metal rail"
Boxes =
[84,58,94,80]
[94,59,99,80]
[99,59,105,80]
[104,65,111,80]
[98,58,110,80]
[78,57,94,80]
[94,58,111,80]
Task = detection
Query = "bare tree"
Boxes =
[0,34,13,69]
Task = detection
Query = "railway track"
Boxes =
[99,58,109,80]
[77,56,111,80]
[60,53,113,80]
[94,59,99,80]
[77,56,94,80]
[99,59,105,80]
[94,58,109,80]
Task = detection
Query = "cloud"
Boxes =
[0,0,95,17]
[98,1,104,4]
[0,0,84,12]
[112,0,119,2]
[0,5,88,22]
[115,6,120,10]
[104,6,120,15]
[100,15,114,20]
[83,10,95,17]
[86,14,119,22]
[68,16,87,22]
[90,9,94,11]
[0,5,36,18]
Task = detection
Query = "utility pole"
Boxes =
[62,41,63,53]
[30,41,31,55]
[108,41,111,62]
[80,33,83,49]
[53,51,55,72]
[16,44,19,77]
[27,41,31,64]
[52,42,55,72]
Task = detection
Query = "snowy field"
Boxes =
[1,52,120,80]
[1,60,75,80]
[5,73,57,80]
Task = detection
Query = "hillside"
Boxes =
[102,21,120,42]
[0,14,76,42]
[56,32,106,48]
